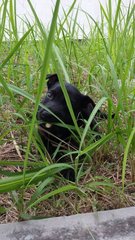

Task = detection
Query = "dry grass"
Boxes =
[0,135,135,223]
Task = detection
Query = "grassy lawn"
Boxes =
[0,0,135,223]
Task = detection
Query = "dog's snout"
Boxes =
[36,108,46,120]
[40,109,46,120]
[41,110,46,119]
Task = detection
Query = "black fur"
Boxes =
[37,74,109,181]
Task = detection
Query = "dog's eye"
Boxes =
[47,91,54,99]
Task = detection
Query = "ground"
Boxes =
[0,134,135,223]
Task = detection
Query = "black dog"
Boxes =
[37,74,109,180]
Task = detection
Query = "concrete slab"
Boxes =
[0,207,135,240]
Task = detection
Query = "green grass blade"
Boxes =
[79,97,107,151]
[122,127,135,190]
[110,0,122,53]
[0,27,33,69]
[57,0,77,36]
[28,177,55,205]
[9,0,18,40]
[0,163,72,193]
[80,132,114,156]
[23,0,61,182]
[0,0,8,44]
[80,9,109,55]
[27,184,80,209]
[107,55,123,111]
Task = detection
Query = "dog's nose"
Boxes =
[40,109,46,120]
[36,108,46,120]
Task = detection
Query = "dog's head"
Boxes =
[37,74,99,127]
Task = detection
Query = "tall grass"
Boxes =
[0,0,134,218]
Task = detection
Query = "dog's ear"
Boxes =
[81,95,96,120]
[46,73,59,89]
[81,95,108,120]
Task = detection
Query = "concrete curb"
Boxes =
[0,207,135,240]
